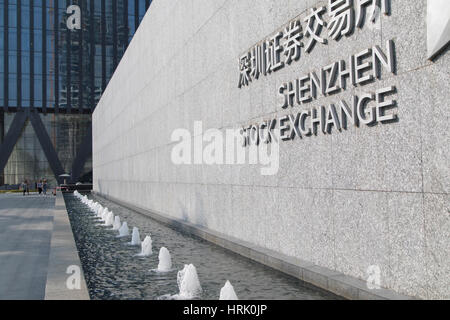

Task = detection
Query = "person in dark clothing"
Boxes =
[38,180,43,195]
[22,181,27,196]
[22,180,30,196]
[43,179,48,195]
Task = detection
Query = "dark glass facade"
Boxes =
[0,0,151,187]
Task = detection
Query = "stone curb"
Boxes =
[44,192,90,300]
[94,192,417,300]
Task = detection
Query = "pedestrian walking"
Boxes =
[38,180,43,195]
[21,181,27,196]
[23,180,30,195]
[43,179,48,195]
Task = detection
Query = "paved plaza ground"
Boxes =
[0,193,55,300]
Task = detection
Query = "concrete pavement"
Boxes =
[0,193,55,300]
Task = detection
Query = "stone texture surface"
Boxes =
[93,0,449,299]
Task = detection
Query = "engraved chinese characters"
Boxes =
[238,0,390,88]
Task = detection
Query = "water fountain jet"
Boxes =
[98,207,106,219]
[137,236,152,257]
[176,264,202,299]
[112,216,121,230]
[130,227,141,246]
[219,281,238,300]
[93,203,102,215]
[118,222,129,237]
[100,208,109,221]
[157,247,172,272]
[104,211,114,227]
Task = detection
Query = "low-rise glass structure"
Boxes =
[0,0,151,187]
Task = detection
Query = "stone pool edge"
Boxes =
[44,192,90,300]
[94,192,416,301]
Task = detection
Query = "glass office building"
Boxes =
[0,0,151,187]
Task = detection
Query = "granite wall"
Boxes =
[92,0,449,299]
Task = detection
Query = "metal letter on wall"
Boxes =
[427,0,450,59]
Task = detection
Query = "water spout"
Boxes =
[118,222,129,237]
[100,208,109,221]
[176,264,202,299]
[104,211,115,227]
[98,207,106,219]
[157,247,172,272]
[219,281,238,300]
[138,236,152,257]
[130,227,141,246]
[112,216,121,230]
[94,204,102,215]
